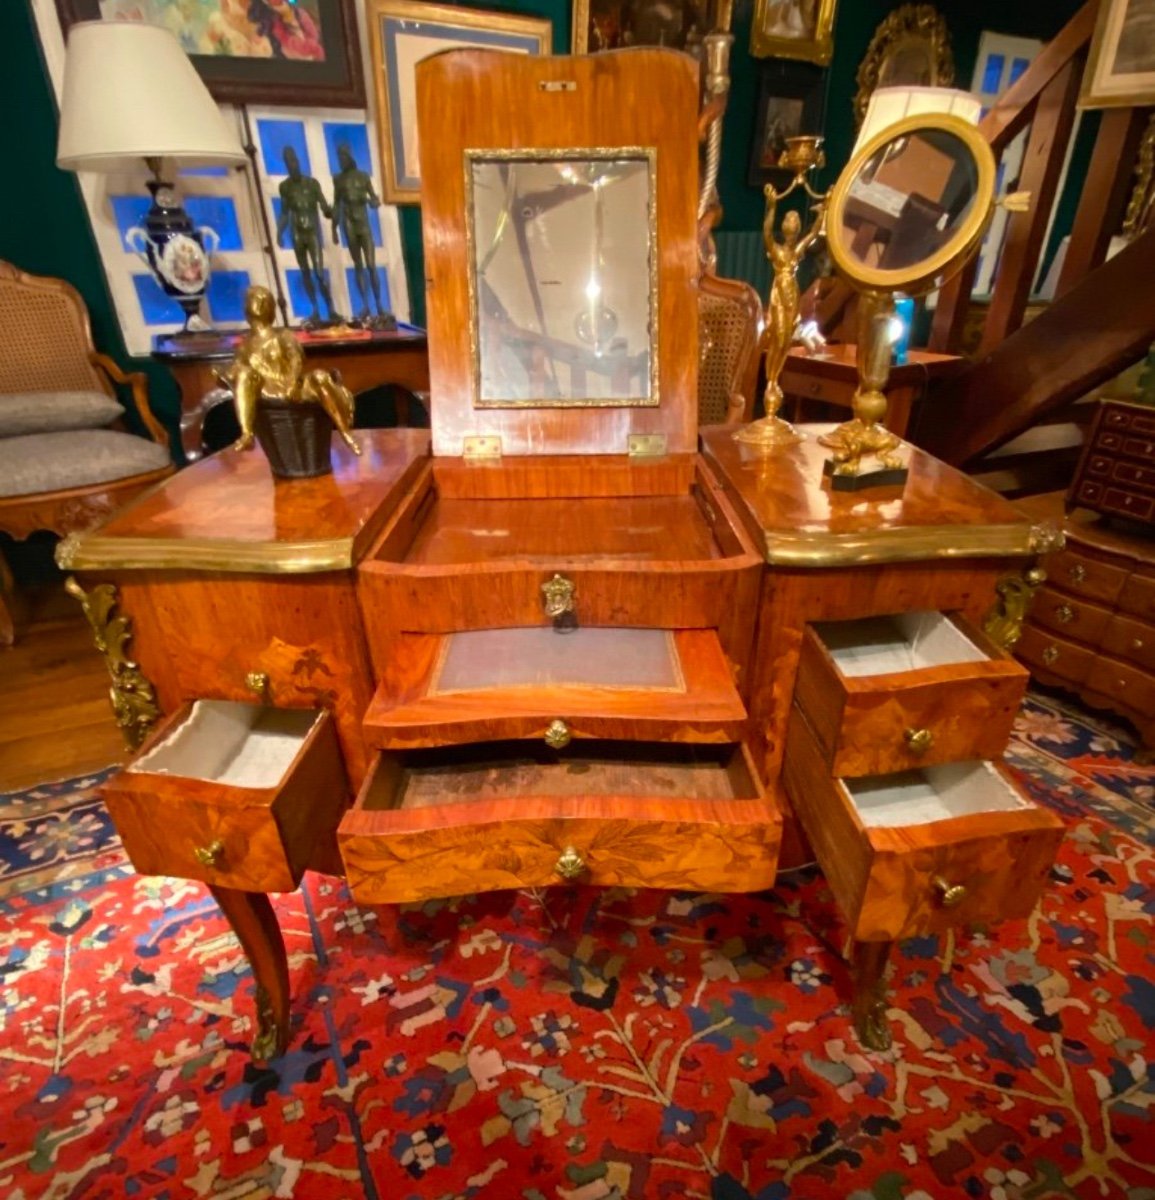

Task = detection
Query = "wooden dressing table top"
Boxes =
[59,429,431,574]
[700,424,1053,567]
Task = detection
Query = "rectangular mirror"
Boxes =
[466,150,657,408]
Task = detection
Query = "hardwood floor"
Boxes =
[0,584,126,791]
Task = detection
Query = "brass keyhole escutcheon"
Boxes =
[903,727,934,756]
[1055,604,1075,625]
[541,574,577,632]
[245,671,271,700]
[544,719,572,750]
[555,846,585,879]
[1042,645,1059,666]
[1069,564,1086,584]
[195,839,224,867]
[933,876,967,908]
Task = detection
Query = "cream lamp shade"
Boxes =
[853,86,982,155]
[56,21,245,172]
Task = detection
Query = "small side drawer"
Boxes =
[1046,547,1128,606]
[783,708,1064,942]
[1120,571,1155,622]
[1102,489,1154,522]
[1100,613,1155,674]
[794,611,1028,778]
[1083,656,1155,717]
[338,740,780,904]
[1015,623,1096,687]
[1029,586,1113,644]
[102,700,348,891]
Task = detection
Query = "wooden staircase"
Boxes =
[915,1,1155,489]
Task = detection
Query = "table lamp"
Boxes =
[56,21,246,334]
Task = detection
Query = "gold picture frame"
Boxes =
[1081,0,1155,109]
[570,0,709,53]
[366,0,552,204]
[853,4,954,127]
[751,0,838,65]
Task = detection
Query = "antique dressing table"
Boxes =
[61,49,1063,1059]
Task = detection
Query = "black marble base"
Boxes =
[823,457,909,492]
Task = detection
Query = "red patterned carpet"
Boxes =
[1,689,1154,1200]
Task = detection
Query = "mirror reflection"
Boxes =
[839,128,979,273]
[469,154,654,406]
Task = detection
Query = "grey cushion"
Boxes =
[0,430,171,498]
[0,390,124,437]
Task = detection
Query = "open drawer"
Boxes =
[102,700,348,892]
[338,739,781,903]
[363,626,746,749]
[356,461,761,640]
[783,707,1063,942]
[794,611,1028,777]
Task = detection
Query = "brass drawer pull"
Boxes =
[194,839,224,867]
[245,671,271,700]
[1055,604,1075,625]
[1042,645,1059,666]
[1069,564,1086,584]
[541,574,577,632]
[933,877,967,908]
[1133,638,1145,651]
[544,719,572,750]
[555,846,585,879]
[903,727,934,756]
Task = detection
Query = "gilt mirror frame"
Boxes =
[854,5,955,128]
[464,147,660,409]
[826,112,997,298]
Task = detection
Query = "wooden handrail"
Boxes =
[930,1,1098,353]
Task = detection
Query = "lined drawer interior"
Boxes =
[844,760,1031,829]
[129,701,321,787]
[358,740,761,812]
[812,611,988,677]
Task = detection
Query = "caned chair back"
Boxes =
[698,272,764,425]
[0,261,108,396]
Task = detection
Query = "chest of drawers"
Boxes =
[1016,497,1155,759]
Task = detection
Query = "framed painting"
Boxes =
[367,0,551,204]
[747,61,826,185]
[1081,0,1155,108]
[751,0,838,65]
[53,0,366,107]
[571,0,710,54]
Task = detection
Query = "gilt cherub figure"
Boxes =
[217,285,360,462]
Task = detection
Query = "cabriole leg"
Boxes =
[209,886,289,1062]
[851,939,893,1052]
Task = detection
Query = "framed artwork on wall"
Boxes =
[367,0,551,205]
[570,0,709,54]
[747,61,826,186]
[53,0,366,107]
[853,4,955,127]
[750,0,838,65]
[1081,0,1155,108]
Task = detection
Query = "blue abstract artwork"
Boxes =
[286,268,333,320]
[344,266,391,313]
[111,196,152,252]
[132,273,186,326]
[206,270,252,323]
[322,122,372,175]
[257,119,310,177]
[981,53,1006,94]
[185,196,244,252]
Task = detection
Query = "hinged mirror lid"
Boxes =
[416,48,700,458]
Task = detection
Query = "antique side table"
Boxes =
[153,324,429,461]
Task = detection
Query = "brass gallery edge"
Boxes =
[757,521,1061,567]
[56,531,359,574]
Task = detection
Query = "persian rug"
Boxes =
[1,689,1154,1200]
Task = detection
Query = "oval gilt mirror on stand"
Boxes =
[819,110,996,489]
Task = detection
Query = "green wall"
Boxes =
[0,0,181,446]
[4,0,1089,380]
